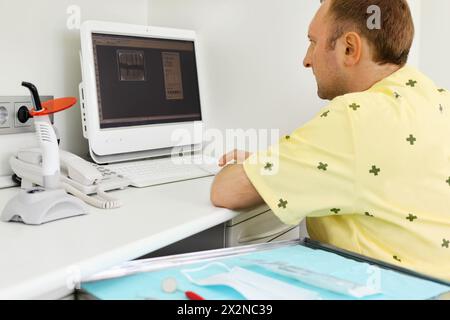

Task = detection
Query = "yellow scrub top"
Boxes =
[243,65,450,281]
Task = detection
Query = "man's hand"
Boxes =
[211,149,264,210]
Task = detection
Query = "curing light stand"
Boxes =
[1,82,88,225]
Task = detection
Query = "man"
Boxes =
[210,0,450,281]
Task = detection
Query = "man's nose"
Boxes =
[303,55,312,68]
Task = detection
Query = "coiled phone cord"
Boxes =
[63,182,122,209]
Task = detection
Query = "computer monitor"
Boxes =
[80,21,204,164]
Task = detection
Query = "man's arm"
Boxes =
[210,150,264,210]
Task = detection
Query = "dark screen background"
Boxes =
[93,34,202,129]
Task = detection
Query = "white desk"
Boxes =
[0,177,263,299]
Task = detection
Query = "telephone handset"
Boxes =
[60,151,103,186]
[10,148,131,209]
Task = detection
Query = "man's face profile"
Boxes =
[303,0,347,100]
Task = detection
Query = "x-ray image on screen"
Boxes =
[92,33,202,129]
[117,50,146,81]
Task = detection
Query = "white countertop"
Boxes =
[0,177,240,299]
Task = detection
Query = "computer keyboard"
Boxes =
[100,156,220,188]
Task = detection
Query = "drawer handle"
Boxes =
[238,226,293,244]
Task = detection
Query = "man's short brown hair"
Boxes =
[325,0,415,66]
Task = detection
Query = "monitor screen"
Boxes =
[92,33,202,129]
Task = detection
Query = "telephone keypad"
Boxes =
[92,164,119,180]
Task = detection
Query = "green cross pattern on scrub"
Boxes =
[406,214,418,222]
[406,135,417,145]
[446,177,450,186]
[318,162,328,171]
[349,103,360,111]
[264,163,274,171]
[370,166,381,176]
[443,239,450,248]
[278,199,288,209]
[406,80,417,87]
[330,208,341,214]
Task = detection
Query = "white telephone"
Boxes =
[10,148,131,209]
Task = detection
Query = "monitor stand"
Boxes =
[88,143,202,165]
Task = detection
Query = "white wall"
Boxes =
[419,0,450,89]
[147,0,424,152]
[0,0,443,177]
[407,0,421,68]
[148,0,324,151]
[0,0,148,176]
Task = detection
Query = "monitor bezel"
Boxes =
[80,21,204,160]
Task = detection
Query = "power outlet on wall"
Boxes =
[0,102,13,129]
[14,102,33,128]
[0,96,53,135]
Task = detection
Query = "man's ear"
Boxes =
[343,32,362,66]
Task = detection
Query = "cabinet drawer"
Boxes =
[225,210,294,247]
[269,226,300,243]
[227,204,270,227]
